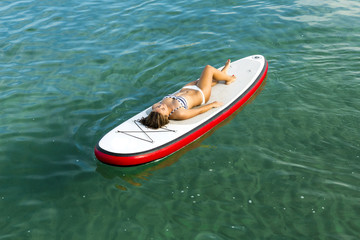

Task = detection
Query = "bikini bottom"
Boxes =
[182,85,205,105]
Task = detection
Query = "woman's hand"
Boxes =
[211,101,223,108]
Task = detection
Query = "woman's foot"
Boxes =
[221,59,236,85]
[221,59,231,74]
[226,75,236,85]
[225,59,237,84]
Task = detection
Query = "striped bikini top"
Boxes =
[163,94,188,116]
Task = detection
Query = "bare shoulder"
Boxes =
[171,108,203,120]
[169,108,188,120]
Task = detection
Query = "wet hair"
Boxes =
[139,111,169,129]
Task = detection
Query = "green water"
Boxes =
[1,0,359,239]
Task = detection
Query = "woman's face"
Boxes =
[152,102,168,115]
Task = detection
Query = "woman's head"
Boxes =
[152,102,168,115]
[140,111,169,129]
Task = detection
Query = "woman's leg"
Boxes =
[197,60,235,101]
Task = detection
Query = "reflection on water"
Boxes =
[2,0,360,238]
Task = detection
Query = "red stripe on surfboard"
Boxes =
[95,61,268,166]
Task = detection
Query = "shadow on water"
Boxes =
[96,76,268,190]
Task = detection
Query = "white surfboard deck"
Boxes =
[98,55,265,154]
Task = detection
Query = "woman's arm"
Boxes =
[173,101,223,120]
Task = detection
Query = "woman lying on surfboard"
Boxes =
[140,59,236,129]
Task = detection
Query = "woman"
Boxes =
[140,59,236,129]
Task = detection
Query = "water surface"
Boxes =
[1,0,359,239]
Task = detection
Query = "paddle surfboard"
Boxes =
[95,55,268,166]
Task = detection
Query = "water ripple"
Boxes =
[1,0,360,239]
